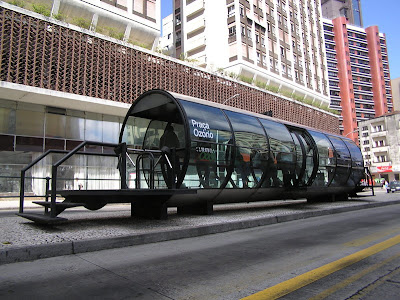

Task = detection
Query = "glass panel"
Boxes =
[327,135,352,186]
[179,100,233,189]
[0,107,15,134]
[66,116,85,140]
[45,113,66,138]
[121,116,150,148]
[85,116,103,142]
[150,121,185,189]
[309,131,335,187]
[16,110,44,137]
[344,139,364,186]
[102,116,121,144]
[224,111,268,188]
[179,100,232,144]
[290,132,304,186]
[260,119,296,187]
[295,132,315,185]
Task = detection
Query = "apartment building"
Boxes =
[171,0,331,106]
[44,0,160,49]
[391,77,400,111]
[159,13,174,55]
[359,112,400,183]
[323,17,393,141]
[321,0,362,27]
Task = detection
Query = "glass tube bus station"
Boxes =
[18,90,366,223]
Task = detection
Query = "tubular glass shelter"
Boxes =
[17,89,367,224]
[119,90,364,205]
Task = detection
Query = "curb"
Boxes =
[2,199,400,265]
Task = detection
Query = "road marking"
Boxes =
[309,252,400,300]
[343,228,400,248]
[347,266,400,300]
[242,234,400,300]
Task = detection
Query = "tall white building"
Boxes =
[171,0,330,105]
[50,0,160,49]
[159,13,174,55]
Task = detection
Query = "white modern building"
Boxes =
[359,112,400,183]
[42,0,160,49]
[159,13,174,55]
[170,0,330,105]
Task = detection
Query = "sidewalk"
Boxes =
[1,189,399,265]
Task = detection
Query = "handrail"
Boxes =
[135,152,155,189]
[50,141,119,217]
[19,149,67,213]
[19,146,119,214]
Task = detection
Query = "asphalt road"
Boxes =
[1,202,400,299]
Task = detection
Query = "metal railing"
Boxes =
[18,141,179,217]
[49,141,119,217]
[19,143,119,214]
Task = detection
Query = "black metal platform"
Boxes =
[17,188,198,224]
[58,188,197,203]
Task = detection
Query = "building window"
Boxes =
[247,27,252,39]
[228,5,235,17]
[229,26,236,36]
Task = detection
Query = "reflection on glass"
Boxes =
[102,119,120,143]
[345,139,364,185]
[16,110,44,136]
[66,116,85,140]
[327,135,351,186]
[0,108,15,134]
[309,131,335,187]
[260,119,296,187]
[180,100,232,144]
[121,117,150,148]
[46,113,66,138]
[85,118,102,142]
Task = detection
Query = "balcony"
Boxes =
[186,34,206,52]
[186,0,205,17]
[186,17,205,34]
[370,130,387,138]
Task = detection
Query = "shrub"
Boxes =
[228,72,238,80]
[7,0,25,8]
[238,74,253,84]
[32,3,51,17]
[255,80,266,89]
[72,17,91,30]
[53,13,66,22]
[265,85,279,93]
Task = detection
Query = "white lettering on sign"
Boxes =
[191,119,214,139]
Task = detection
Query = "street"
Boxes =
[1,202,400,299]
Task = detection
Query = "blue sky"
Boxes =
[362,0,399,79]
[161,0,399,79]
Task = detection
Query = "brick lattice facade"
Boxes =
[0,7,339,134]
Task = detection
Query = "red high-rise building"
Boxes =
[324,17,393,142]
